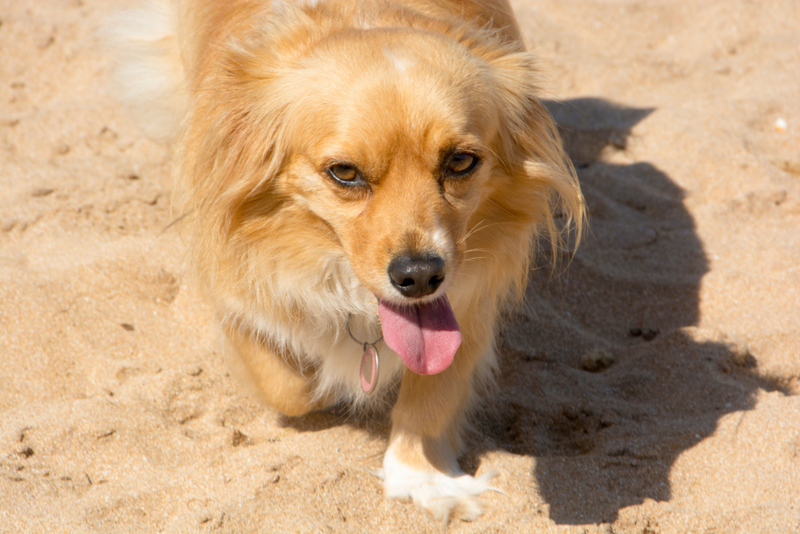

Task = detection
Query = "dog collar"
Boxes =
[346,314,382,395]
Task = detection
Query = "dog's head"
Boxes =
[180,5,583,372]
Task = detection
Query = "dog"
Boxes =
[110,0,584,522]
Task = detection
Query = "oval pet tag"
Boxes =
[360,343,380,395]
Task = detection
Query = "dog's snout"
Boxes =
[388,255,445,298]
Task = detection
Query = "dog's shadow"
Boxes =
[462,97,789,524]
[281,98,788,525]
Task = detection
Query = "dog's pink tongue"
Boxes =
[378,297,461,375]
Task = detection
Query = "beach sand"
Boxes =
[1,0,798,532]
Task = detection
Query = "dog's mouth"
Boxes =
[377,297,461,375]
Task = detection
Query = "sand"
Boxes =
[1,0,799,532]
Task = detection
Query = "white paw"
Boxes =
[378,447,500,523]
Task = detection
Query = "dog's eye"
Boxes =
[445,153,479,177]
[328,163,360,184]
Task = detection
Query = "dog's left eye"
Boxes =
[327,163,361,185]
[444,152,480,177]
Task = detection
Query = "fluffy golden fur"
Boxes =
[111,0,583,522]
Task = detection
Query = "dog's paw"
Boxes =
[379,448,499,523]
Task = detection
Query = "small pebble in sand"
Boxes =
[642,329,659,341]
[774,159,800,175]
[231,429,253,447]
[581,348,615,372]
[774,118,787,132]
[31,187,54,197]
[522,348,544,362]
[727,341,755,368]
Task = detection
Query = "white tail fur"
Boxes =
[105,0,187,143]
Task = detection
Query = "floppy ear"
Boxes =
[486,51,585,262]
[173,4,325,245]
[174,78,290,237]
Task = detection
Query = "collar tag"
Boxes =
[360,343,380,395]
[347,314,383,395]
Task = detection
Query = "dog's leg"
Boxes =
[381,327,497,523]
[222,323,334,417]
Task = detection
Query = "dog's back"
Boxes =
[107,0,525,144]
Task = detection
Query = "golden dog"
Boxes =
[111,0,583,522]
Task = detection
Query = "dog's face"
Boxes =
[186,12,579,366]
[274,30,506,307]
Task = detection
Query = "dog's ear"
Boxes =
[174,4,326,241]
[174,76,290,243]
[484,51,585,262]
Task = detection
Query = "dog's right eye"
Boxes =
[327,163,363,186]
[444,152,480,177]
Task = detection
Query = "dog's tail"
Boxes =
[105,0,188,143]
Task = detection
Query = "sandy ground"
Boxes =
[1,0,799,532]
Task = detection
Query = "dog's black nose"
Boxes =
[388,255,445,298]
